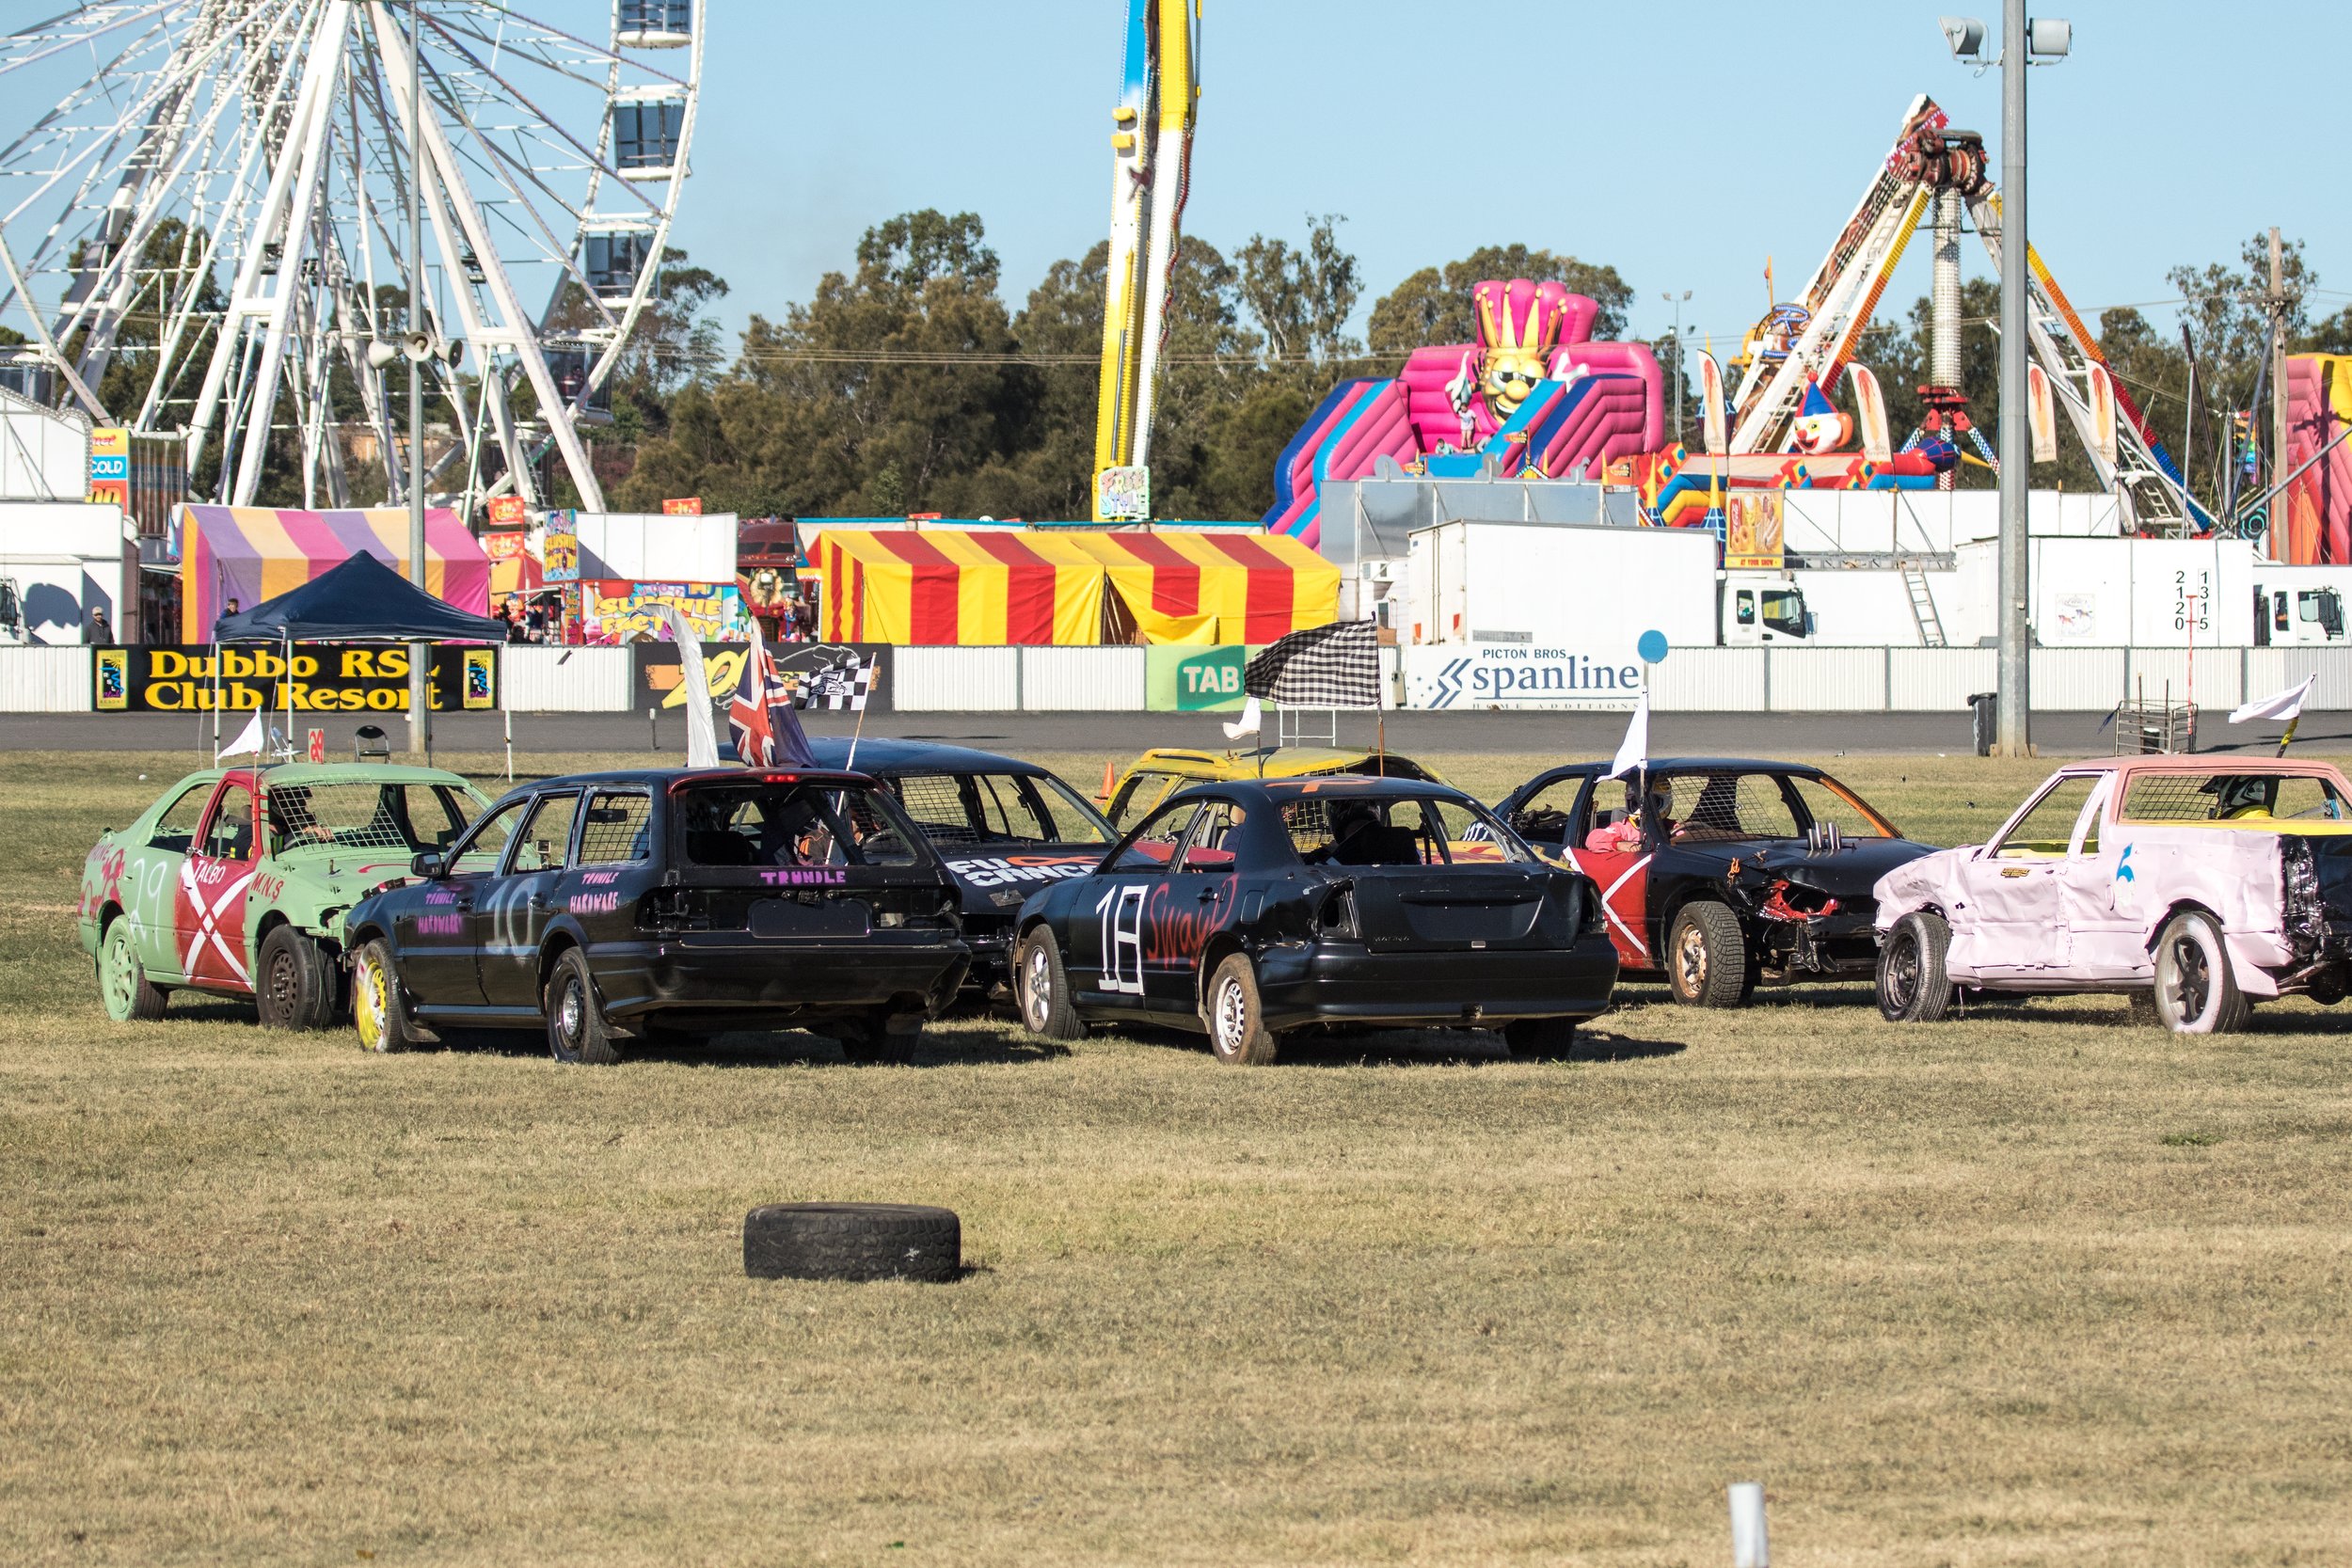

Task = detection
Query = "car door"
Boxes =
[401,795,528,1006]
[1146,799,1246,1012]
[1951,774,2105,976]
[175,772,260,992]
[129,778,215,983]
[1069,800,1201,1006]
[476,790,582,1007]
[1563,772,1654,971]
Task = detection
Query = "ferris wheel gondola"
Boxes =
[0,0,703,516]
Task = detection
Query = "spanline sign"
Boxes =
[94,644,497,713]
[1402,642,1643,712]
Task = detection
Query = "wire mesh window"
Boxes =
[893,771,1109,847]
[1280,796,1525,866]
[268,783,470,854]
[1655,774,1800,842]
[2122,772,2347,823]
[678,783,918,868]
[577,793,652,864]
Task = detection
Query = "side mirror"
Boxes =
[411,851,445,879]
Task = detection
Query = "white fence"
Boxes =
[499,645,632,712]
[0,644,91,711]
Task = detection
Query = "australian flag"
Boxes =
[728,624,817,767]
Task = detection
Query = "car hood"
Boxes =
[270,847,420,910]
[1685,836,1936,898]
[934,843,1106,911]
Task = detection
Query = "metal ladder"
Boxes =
[1902,566,1947,647]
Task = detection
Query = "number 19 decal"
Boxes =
[1095,884,1146,994]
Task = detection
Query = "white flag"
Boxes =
[1222,694,1263,741]
[1605,685,1649,780]
[658,604,722,768]
[215,710,264,762]
[2231,674,2317,726]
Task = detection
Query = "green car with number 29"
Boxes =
[78,763,489,1029]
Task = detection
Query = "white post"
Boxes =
[1728,1481,1769,1568]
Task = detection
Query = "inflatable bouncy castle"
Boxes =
[1263,278,1661,547]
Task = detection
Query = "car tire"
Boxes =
[1502,1017,1580,1059]
[351,938,421,1053]
[256,925,336,1031]
[545,947,622,1065]
[836,1013,919,1066]
[743,1202,961,1282]
[1014,927,1085,1041]
[97,916,167,1022]
[1202,953,1279,1065]
[1665,901,1755,1008]
[1876,911,1955,1022]
[2152,910,2252,1036]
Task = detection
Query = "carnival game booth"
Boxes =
[179,505,490,641]
[814,528,1338,645]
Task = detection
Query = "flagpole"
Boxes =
[845,664,871,773]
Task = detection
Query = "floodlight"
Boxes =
[1939,15,1987,59]
[2027,17,2072,57]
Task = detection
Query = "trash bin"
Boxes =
[1968,691,1997,757]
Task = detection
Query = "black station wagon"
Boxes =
[342,768,970,1063]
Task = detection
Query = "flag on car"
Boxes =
[1243,620,1379,709]
[2230,674,2316,726]
[728,622,817,767]
[1606,683,1649,781]
[795,651,873,712]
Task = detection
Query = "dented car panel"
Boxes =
[1874,757,2352,999]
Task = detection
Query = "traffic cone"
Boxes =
[1097,760,1117,808]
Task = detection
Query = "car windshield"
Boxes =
[1280,794,1528,866]
[891,770,1111,847]
[2120,770,2348,822]
[267,780,476,854]
[677,781,919,867]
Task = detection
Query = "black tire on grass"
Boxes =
[1502,1017,1580,1058]
[1665,901,1756,1008]
[1876,911,1955,1022]
[257,925,336,1031]
[742,1203,961,1282]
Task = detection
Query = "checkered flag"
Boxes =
[795,651,874,712]
[1244,621,1380,708]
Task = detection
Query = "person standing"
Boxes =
[84,606,114,645]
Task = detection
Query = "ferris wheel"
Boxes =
[0,0,705,515]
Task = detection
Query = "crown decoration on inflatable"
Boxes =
[1472,278,1585,423]
[1788,377,1855,455]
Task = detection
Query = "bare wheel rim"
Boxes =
[555,975,585,1050]
[1024,943,1051,1028]
[265,944,299,1018]
[1676,925,1708,992]
[1884,932,1919,1009]
[356,958,386,1050]
[1215,975,1248,1053]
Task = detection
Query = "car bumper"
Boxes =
[1252,941,1618,1032]
[590,932,970,1022]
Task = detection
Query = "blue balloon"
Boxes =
[1637,629,1670,664]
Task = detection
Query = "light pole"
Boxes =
[1661,290,1692,444]
[1943,9,2068,758]
[406,0,429,760]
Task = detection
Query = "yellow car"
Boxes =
[1103,747,1446,831]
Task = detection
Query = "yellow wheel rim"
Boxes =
[356,958,387,1052]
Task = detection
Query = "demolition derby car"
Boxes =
[809,738,1114,994]
[80,763,490,1027]
[342,768,970,1063]
[1874,756,2352,1034]
[1011,776,1618,1063]
[1104,746,1444,830]
[1497,758,1934,1006]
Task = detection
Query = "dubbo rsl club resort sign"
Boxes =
[94,644,498,713]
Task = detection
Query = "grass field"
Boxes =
[5,747,2351,1566]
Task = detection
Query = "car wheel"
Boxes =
[1502,1017,1580,1059]
[351,938,421,1053]
[1876,911,1955,1022]
[545,947,621,1065]
[256,925,336,1031]
[836,1013,919,1066]
[1014,927,1085,1041]
[1665,901,1755,1008]
[1203,953,1278,1065]
[97,917,167,1022]
[2152,910,2251,1035]
[743,1203,961,1282]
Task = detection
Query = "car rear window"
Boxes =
[678,781,918,868]
[1280,795,1526,866]
[891,770,1110,847]
[2122,772,2347,823]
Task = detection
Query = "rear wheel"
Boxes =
[836,1013,920,1066]
[1015,927,1085,1040]
[257,926,336,1031]
[2152,910,2251,1035]
[1203,954,1279,1066]
[97,917,167,1022]
[545,948,622,1065]
[1665,902,1755,1008]
[352,938,421,1053]
[1502,1017,1580,1058]
[1876,911,1954,1022]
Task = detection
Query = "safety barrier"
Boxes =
[0,644,92,712]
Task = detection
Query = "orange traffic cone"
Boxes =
[1097,760,1117,808]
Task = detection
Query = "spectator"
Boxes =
[84,606,113,645]
[224,597,240,616]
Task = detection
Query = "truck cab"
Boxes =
[1720,573,1811,646]
[2253,583,2344,647]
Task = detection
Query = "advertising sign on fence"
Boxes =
[1723,491,1785,571]
[1146,642,1264,711]
[632,641,893,715]
[543,510,579,581]
[92,644,498,713]
[1401,642,1643,712]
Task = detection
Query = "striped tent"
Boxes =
[817,529,1108,644]
[1070,531,1338,644]
[181,505,489,641]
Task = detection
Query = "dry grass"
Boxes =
[4,748,2351,1566]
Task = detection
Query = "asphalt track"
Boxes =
[9,707,2343,758]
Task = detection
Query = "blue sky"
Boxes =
[671,0,2351,351]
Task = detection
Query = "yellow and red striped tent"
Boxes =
[815,528,1339,645]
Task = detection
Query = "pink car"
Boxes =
[1872,756,2352,1033]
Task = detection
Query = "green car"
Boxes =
[78,763,490,1029]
